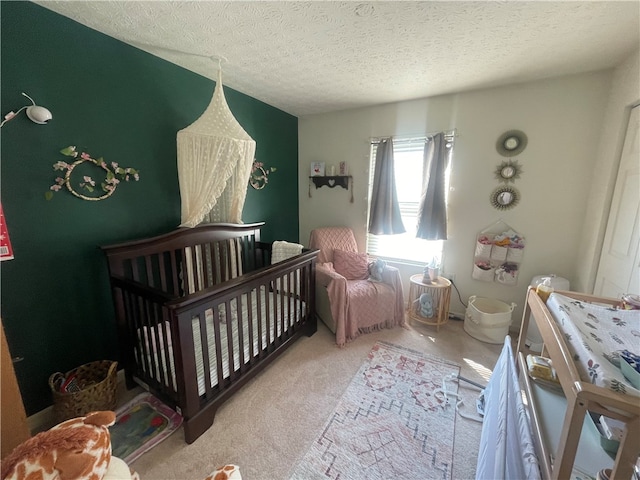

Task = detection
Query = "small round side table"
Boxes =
[407,274,452,331]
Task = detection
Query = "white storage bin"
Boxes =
[464,296,516,344]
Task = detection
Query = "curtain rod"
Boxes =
[370,129,457,144]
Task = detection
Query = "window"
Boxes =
[366,136,453,264]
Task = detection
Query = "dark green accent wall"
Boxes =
[1,1,299,415]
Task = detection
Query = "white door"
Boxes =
[594,104,640,298]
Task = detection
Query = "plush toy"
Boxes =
[1,410,239,480]
[368,258,386,282]
[1,411,138,480]
[204,465,242,480]
[413,292,434,318]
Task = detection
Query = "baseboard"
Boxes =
[27,368,127,435]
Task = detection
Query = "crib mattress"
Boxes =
[547,293,640,397]
[139,287,304,396]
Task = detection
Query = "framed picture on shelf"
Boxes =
[339,161,348,175]
[310,162,325,176]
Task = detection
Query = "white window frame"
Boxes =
[366,135,454,265]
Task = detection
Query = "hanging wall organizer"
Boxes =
[472,219,525,285]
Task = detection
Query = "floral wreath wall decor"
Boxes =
[249,160,276,190]
[45,146,140,201]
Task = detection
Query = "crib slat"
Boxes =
[251,288,259,353]
[263,284,269,350]
[197,309,213,398]
[203,244,213,288]
[226,240,233,280]
[279,276,286,342]
[131,257,141,283]
[225,299,235,381]
[145,255,154,288]
[212,307,224,391]
[120,289,141,380]
[158,252,168,293]
[142,299,161,384]
[168,250,179,296]
[160,307,176,393]
[235,294,246,370]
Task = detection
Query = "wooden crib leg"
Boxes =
[124,370,137,390]
[304,315,318,337]
[183,405,218,444]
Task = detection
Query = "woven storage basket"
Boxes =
[49,360,118,422]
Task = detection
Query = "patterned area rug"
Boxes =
[110,392,183,464]
[289,341,460,480]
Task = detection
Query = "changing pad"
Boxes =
[547,293,640,397]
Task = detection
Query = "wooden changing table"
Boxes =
[516,288,640,479]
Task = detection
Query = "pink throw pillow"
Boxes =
[333,249,369,280]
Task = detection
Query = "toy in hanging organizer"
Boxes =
[472,220,525,285]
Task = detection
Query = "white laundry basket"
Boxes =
[464,296,516,344]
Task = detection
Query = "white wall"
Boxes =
[575,49,640,293]
[298,71,612,324]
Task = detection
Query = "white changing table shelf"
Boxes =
[518,352,614,478]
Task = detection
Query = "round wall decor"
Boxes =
[249,160,276,190]
[47,146,140,201]
[496,130,527,157]
[494,159,523,183]
[64,158,117,201]
[490,185,520,210]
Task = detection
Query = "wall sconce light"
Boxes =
[1,92,52,127]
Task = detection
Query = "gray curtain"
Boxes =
[416,132,448,240]
[368,138,406,235]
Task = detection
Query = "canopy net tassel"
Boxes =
[177,66,256,227]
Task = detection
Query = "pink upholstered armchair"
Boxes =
[308,227,405,346]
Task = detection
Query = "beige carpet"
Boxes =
[129,318,502,480]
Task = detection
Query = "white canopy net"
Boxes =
[177,69,256,227]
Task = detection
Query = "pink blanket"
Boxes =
[317,263,405,346]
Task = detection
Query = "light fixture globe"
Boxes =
[26,105,52,124]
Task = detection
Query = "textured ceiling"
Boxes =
[36,1,640,117]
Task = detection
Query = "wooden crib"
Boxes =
[102,222,318,443]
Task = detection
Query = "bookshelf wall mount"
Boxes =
[308,175,353,202]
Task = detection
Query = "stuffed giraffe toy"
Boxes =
[1,410,139,480]
[203,465,242,480]
[1,411,241,480]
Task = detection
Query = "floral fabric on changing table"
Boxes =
[547,293,640,397]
